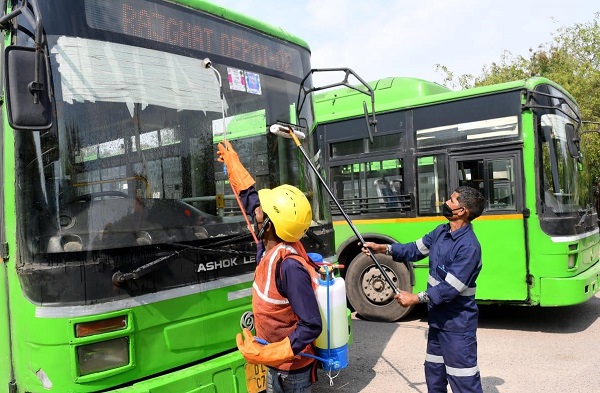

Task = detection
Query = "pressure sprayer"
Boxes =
[309,253,349,373]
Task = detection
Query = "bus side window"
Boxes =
[374,179,399,207]
[330,159,405,213]
[367,159,404,210]
[417,155,447,214]
[329,163,365,214]
[487,158,516,210]
[455,157,517,211]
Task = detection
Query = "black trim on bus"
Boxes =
[529,84,595,237]
[18,222,335,305]
[33,0,311,84]
[320,91,526,221]
[328,193,414,216]
[444,140,524,155]
[539,213,598,236]
[0,20,18,393]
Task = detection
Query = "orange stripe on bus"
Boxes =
[333,214,524,226]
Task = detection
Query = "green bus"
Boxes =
[313,76,600,322]
[0,1,335,392]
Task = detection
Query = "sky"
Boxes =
[211,0,598,88]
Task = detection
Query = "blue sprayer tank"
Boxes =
[308,253,349,372]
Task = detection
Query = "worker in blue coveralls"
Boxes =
[362,186,485,393]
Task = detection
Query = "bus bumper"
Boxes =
[539,262,600,306]
[109,351,249,393]
[108,312,354,393]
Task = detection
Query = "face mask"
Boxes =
[442,203,463,218]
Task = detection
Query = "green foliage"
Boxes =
[437,12,600,183]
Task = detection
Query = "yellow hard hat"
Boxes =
[258,185,312,242]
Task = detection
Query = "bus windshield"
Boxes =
[15,0,331,305]
[24,34,310,250]
[540,114,582,213]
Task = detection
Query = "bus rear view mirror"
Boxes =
[565,123,579,159]
[4,46,52,131]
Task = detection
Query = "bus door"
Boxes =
[449,151,529,302]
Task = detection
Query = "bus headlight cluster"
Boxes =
[567,253,577,269]
[77,337,130,376]
[568,244,578,269]
[72,314,132,378]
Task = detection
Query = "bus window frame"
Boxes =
[413,91,523,150]
[320,110,407,161]
[448,149,523,213]
[416,152,448,215]
[326,152,412,216]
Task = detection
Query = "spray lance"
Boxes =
[203,58,259,244]
[286,67,400,293]
[269,124,401,295]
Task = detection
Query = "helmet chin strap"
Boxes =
[256,216,271,240]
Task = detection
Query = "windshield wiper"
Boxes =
[575,207,595,232]
[111,243,255,285]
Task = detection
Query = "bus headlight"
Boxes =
[568,244,578,269]
[568,253,577,269]
[77,337,129,375]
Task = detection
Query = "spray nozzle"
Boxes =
[269,123,307,140]
[318,265,334,281]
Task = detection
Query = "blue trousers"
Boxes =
[424,327,482,393]
[266,366,312,393]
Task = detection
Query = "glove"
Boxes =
[236,328,295,368]
[217,140,255,192]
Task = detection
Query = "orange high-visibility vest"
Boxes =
[252,242,319,371]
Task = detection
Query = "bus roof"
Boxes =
[314,76,577,123]
[174,0,310,51]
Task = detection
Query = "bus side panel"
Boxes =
[335,215,529,302]
[0,264,11,392]
[414,216,528,302]
[109,351,249,393]
[472,215,528,301]
[10,282,253,392]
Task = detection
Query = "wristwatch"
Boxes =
[417,291,430,303]
[385,244,393,255]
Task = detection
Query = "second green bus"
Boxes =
[314,76,600,321]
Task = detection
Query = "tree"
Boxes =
[436,12,600,186]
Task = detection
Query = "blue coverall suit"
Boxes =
[390,223,483,393]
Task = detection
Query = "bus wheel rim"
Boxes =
[361,264,397,304]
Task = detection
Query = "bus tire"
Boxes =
[345,252,413,322]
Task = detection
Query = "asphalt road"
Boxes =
[313,293,600,392]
